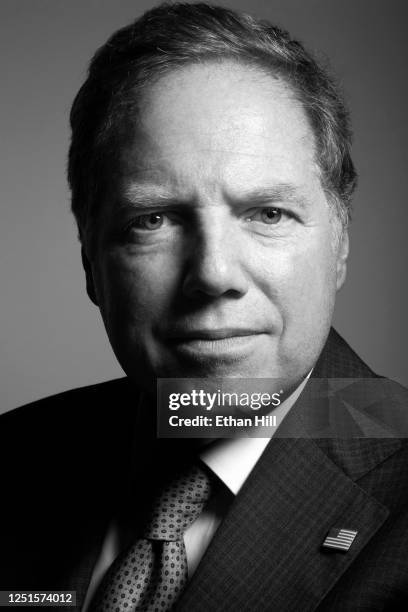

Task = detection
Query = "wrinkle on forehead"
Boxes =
[114,61,322,208]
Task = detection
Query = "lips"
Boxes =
[163,327,267,362]
[166,328,262,341]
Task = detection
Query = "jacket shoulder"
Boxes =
[0,377,139,466]
[1,377,131,426]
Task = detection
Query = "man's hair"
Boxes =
[68,2,357,245]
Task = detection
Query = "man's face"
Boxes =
[86,63,348,392]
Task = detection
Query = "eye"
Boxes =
[246,207,285,225]
[259,208,282,224]
[121,210,182,243]
[133,212,165,230]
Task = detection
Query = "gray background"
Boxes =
[1,0,407,415]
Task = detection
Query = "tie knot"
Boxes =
[143,463,212,541]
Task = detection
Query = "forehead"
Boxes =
[116,62,320,198]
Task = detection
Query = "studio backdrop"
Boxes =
[1,0,407,414]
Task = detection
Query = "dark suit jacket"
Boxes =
[1,328,408,611]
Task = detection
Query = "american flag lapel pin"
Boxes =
[322,527,358,552]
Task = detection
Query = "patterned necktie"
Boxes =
[90,462,212,612]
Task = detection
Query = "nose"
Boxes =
[182,217,249,300]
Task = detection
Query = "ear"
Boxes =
[336,229,349,290]
[81,246,99,306]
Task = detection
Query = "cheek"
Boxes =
[289,242,338,325]
[253,234,337,320]
[94,250,182,331]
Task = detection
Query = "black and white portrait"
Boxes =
[1,2,407,610]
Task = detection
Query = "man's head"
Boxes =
[68,2,355,392]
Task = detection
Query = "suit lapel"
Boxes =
[58,535,106,612]
[177,433,390,612]
[177,330,400,611]
[55,380,145,611]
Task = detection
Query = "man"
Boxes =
[1,3,408,611]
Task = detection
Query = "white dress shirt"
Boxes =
[82,374,310,611]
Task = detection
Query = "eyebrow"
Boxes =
[120,183,310,209]
[226,185,310,209]
[119,185,182,209]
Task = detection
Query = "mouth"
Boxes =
[167,328,260,341]
[165,328,265,360]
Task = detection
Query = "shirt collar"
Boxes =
[200,372,311,494]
